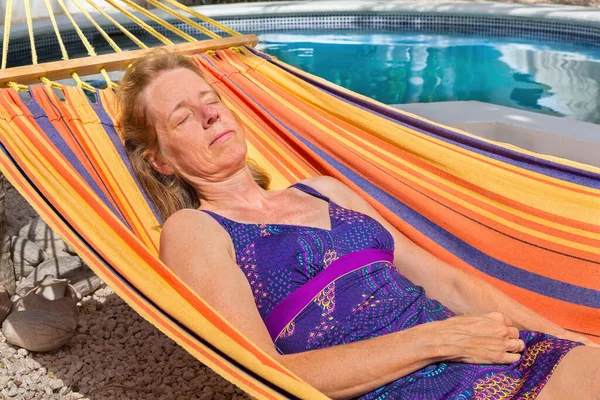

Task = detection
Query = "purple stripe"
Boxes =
[265,248,394,342]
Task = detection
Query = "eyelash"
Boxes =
[177,114,190,126]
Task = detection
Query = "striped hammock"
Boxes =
[0,45,599,399]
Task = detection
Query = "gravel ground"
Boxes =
[1,284,252,400]
[0,187,252,400]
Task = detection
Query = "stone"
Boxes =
[10,237,46,280]
[0,176,16,296]
[16,256,101,298]
[18,217,76,258]
[0,285,11,325]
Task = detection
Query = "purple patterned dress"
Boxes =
[201,182,582,399]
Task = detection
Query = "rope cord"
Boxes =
[117,0,197,43]
[40,76,64,90]
[55,0,97,57]
[73,0,122,53]
[6,82,29,92]
[52,0,98,92]
[1,0,14,70]
[72,0,120,88]
[72,72,96,92]
[84,0,148,50]
[43,0,69,61]
[161,0,242,37]
[24,0,38,65]
[103,0,174,46]
[145,0,220,40]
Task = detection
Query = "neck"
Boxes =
[195,165,273,211]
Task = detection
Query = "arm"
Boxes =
[159,209,446,399]
[304,176,579,340]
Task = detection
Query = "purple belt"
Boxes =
[264,248,394,342]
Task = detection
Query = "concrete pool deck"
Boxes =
[393,101,600,168]
[4,0,600,40]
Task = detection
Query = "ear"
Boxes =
[146,150,176,176]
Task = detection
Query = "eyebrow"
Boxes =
[169,90,217,116]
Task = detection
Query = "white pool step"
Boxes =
[392,101,600,169]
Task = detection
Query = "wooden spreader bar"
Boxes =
[0,34,258,86]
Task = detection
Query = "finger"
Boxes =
[500,351,522,364]
[507,327,520,339]
[506,338,524,353]
[503,314,514,327]
[487,312,506,322]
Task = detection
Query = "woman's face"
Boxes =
[143,67,247,184]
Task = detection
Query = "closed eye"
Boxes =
[177,114,190,126]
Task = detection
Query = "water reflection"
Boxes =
[257,31,600,124]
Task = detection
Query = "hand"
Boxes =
[425,312,525,365]
[554,330,600,348]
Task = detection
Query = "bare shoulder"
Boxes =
[297,175,361,209]
[159,208,233,262]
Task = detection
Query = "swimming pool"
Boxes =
[257,30,600,125]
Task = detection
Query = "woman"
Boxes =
[119,49,600,400]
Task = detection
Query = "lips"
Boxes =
[209,129,234,146]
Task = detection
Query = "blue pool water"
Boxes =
[257,31,600,125]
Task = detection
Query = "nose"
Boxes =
[202,104,219,129]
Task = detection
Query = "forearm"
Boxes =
[444,270,566,336]
[278,325,443,400]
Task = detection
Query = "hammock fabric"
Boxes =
[0,47,598,399]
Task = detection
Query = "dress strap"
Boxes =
[289,182,330,202]
[198,209,231,231]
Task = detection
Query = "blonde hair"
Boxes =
[118,48,270,222]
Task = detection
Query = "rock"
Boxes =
[3,276,79,352]
[10,237,47,281]
[18,217,76,258]
[0,176,16,296]
[13,276,81,315]
[0,284,11,324]
[16,256,101,297]
[2,309,76,352]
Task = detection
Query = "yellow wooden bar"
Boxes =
[0,35,258,86]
